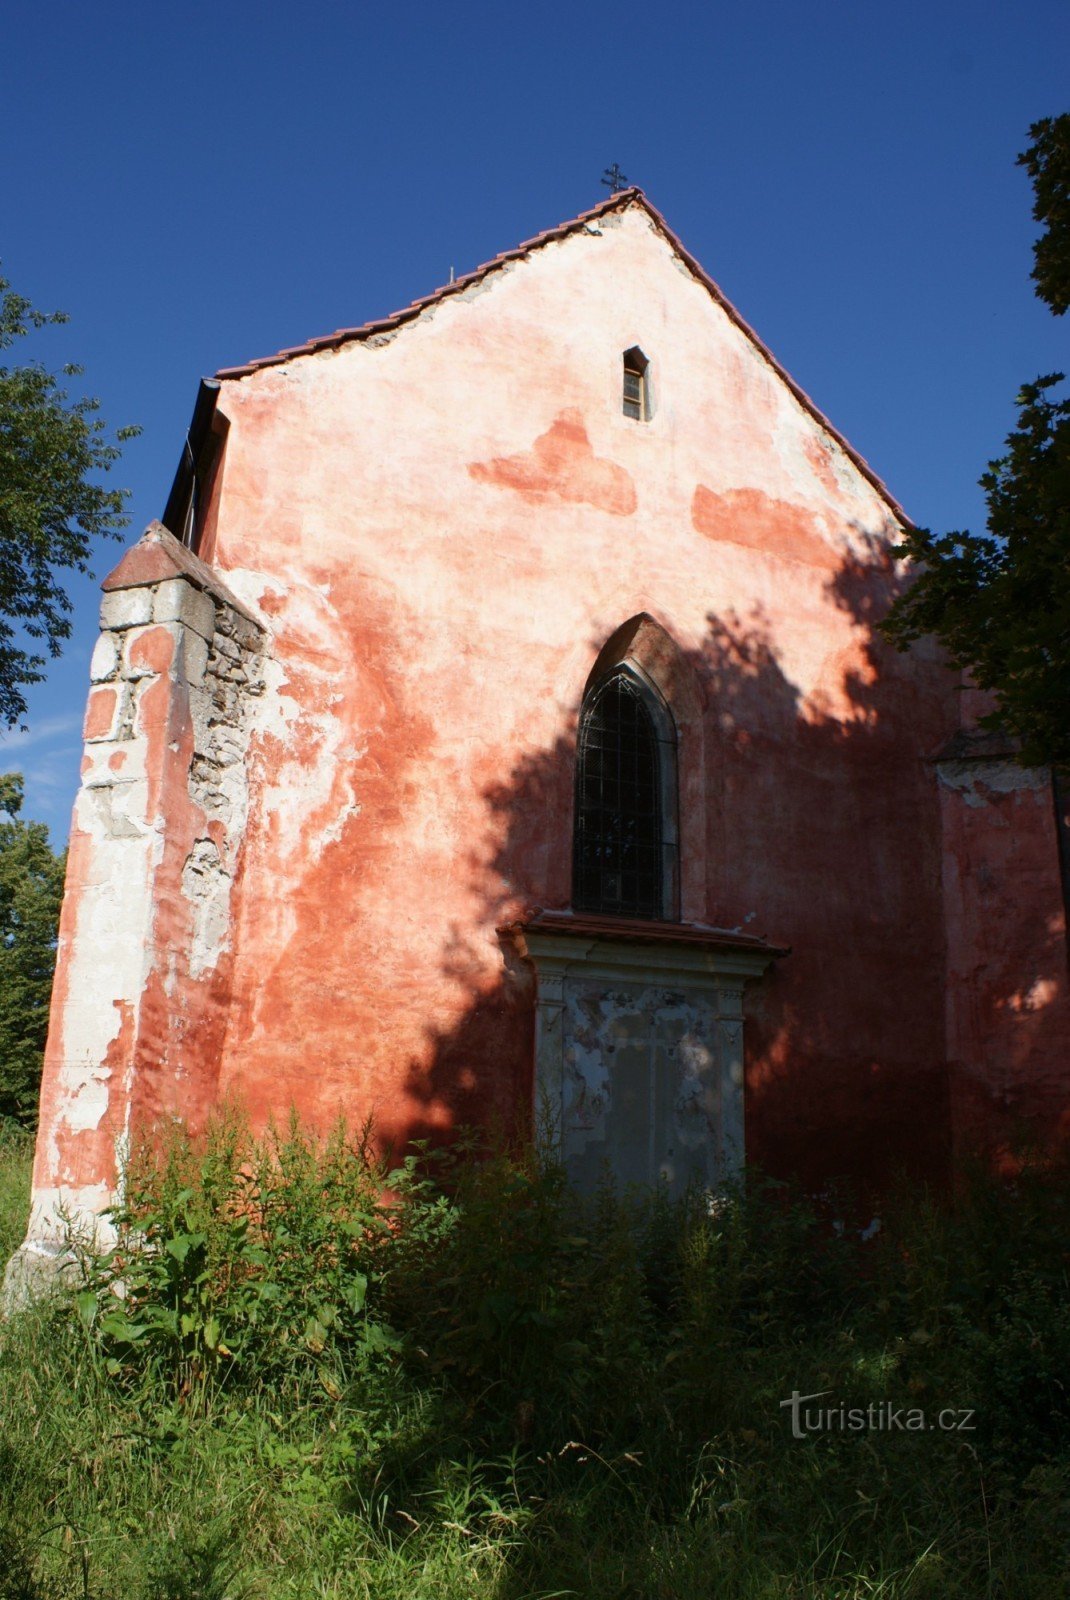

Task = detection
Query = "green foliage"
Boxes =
[0,1123,33,1263]
[79,1114,444,1401]
[132,1526,251,1600]
[883,374,1070,764]
[882,118,1070,766]
[0,269,139,728]
[0,774,65,1127]
[2,1121,1070,1596]
[1020,113,1070,316]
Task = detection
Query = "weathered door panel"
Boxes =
[561,981,720,1195]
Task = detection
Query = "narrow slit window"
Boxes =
[622,347,649,421]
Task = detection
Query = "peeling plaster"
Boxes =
[61,1070,111,1134]
[183,838,232,976]
[937,759,1048,807]
[559,979,736,1194]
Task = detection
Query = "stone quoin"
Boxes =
[7,189,1070,1294]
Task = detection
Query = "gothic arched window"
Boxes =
[572,667,678,920]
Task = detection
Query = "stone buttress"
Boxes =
[3,524,265,1302]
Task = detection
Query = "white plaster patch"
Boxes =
[937,759,1048,808]
[319,787,363,848]
[79,740,148,790]
[62,1069,111,1133]
[182,837,232,977]
[26,1184,117,1249]
[83,781,148,840]
[217,566,287,630]
[241,573,366,854]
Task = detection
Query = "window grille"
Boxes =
[573,671,663,918]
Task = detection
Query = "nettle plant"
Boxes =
[76,1114,453,1399]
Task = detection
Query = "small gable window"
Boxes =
[573,666,677,919]
[622,347,649,421]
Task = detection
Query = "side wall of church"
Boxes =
[938,748,1070,1167]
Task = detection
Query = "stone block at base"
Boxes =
[1,1237,80,1315]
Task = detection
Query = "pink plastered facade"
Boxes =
[9,191,1069,1285]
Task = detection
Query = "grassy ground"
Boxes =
[0,1127,32,1267]
[1,1121,1068,1599]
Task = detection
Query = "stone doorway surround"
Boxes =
[502,912,785,1194]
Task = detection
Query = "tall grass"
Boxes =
[1,1117,1068,1598]
[0,1125,32,1267]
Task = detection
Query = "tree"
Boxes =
[1020,113,1070,317]
[882,116,1070,767]
[0,270,139,728]
[0,773,65,1126]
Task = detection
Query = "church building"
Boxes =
[10,188,1070,1286]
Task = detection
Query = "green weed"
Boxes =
[0,1124,32,1266]
[0,1117,1067,1597]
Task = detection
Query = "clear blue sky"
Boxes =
[1,0,1066,840]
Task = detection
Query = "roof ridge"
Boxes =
[213,187,909,525]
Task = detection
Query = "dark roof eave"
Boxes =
[161,378,221,539]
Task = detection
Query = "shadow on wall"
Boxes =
[396,533,1068,1196]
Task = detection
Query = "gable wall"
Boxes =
[184,206,960,1187]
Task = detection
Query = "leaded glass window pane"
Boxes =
[623,367,643,419]
[573,672,663,918]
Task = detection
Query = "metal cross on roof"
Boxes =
[601,163,628,194]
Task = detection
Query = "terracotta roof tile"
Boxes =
[213,187,908,524]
